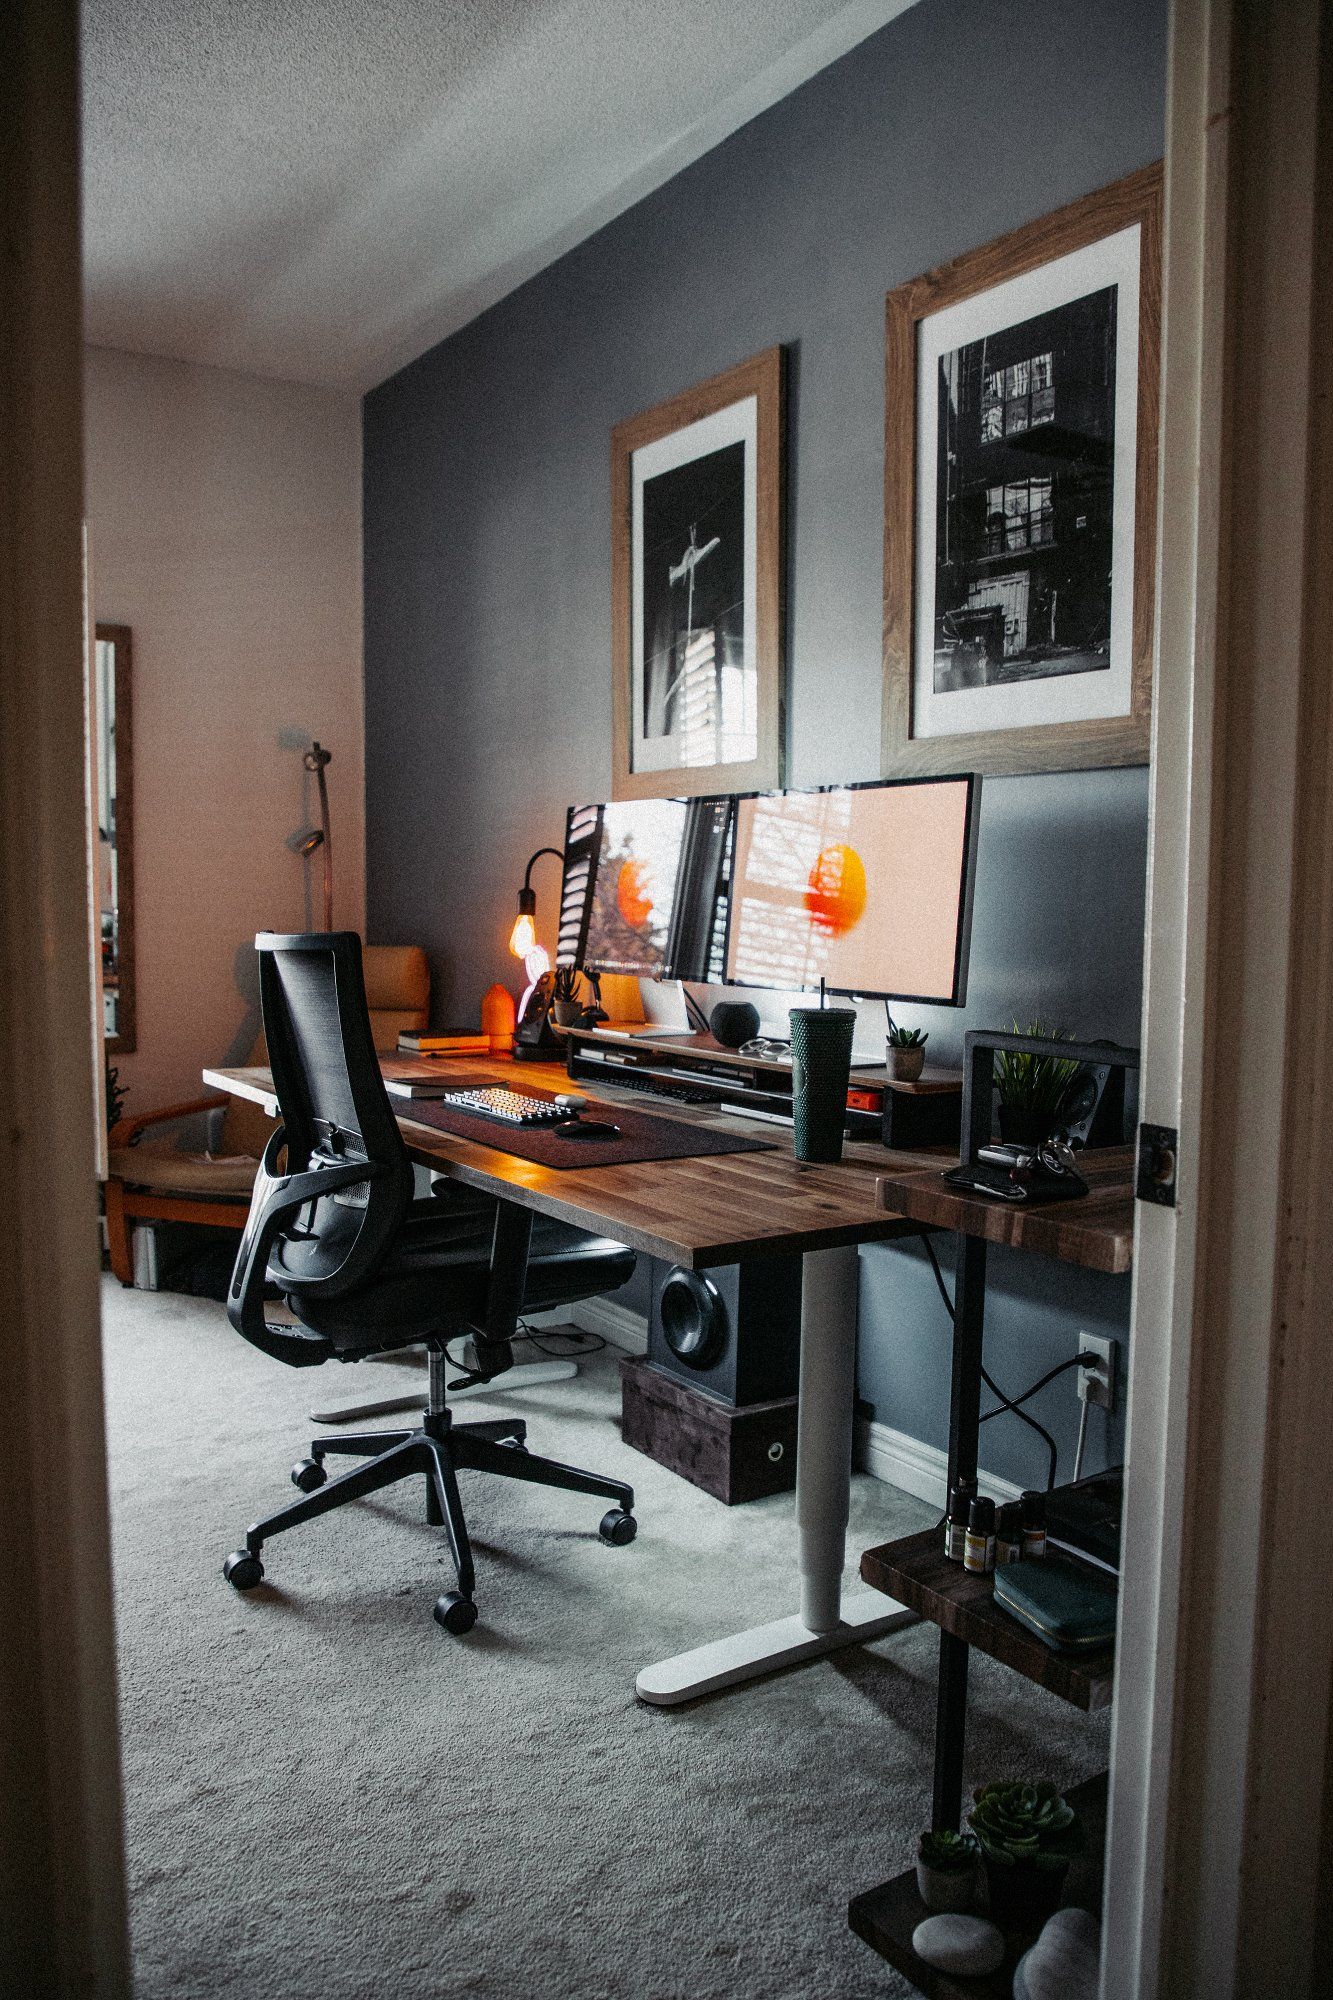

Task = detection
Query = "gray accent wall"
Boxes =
[363,0,1166,1491]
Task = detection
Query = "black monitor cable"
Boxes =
[441,1319,607,1375]
[916,1227,1096,1491]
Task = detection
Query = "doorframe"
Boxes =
[1103,0,1333,1993]
[0,4,130,1993]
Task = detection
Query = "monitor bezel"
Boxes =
[720,771,981,1008]
[563,795,732,982]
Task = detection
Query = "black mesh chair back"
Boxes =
[226,933,414,1355]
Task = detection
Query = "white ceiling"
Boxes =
[81,0,917,393]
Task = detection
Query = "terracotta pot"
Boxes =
[888,1042,927,1082]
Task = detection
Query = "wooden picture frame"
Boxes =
[611,346,784,800]
[95,622,136,1055]
[883,163,1162,777]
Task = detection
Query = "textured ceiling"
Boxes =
[81,1,917,392]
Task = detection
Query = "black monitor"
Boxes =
[558,797,731,981]
[724,774,980,1004]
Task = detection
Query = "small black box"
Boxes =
[620,1357,797,1504]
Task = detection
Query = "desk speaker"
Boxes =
[647,1256,802,1407]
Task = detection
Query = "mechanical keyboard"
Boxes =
[441,1087,570,1127]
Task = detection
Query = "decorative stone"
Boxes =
[911,1912,1005,1976]
[1013,1906,1101,2000]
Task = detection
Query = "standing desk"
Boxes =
[204,1051,936,1704]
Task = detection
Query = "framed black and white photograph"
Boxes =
[883,166,1161,776]
[612,348,783,799]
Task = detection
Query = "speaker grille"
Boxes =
[659,1268,728,1370]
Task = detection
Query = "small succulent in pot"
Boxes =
[915,1828,980,1912]
[550,965,585,1028]
[968,1780,1082,1925]
[886,1013,929,1082]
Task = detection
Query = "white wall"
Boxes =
[84,345,364,1111]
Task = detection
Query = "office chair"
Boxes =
[221,931,637,1634]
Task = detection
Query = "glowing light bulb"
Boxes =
[509,910,537,957]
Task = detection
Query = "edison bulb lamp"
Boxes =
[508,845,563,959]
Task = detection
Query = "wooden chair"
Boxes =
[104,944,431,1285]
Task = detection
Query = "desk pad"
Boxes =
[397,1088,774,1171]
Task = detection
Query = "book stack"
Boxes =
[397,1031,490,1055]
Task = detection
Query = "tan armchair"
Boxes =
[104,943,430,1286]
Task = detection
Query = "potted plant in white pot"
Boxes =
[915,1828,980,1912]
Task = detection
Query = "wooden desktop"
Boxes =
[204,1047,939,1705]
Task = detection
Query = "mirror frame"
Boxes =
[96,622,136,1055]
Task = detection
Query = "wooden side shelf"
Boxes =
[875,1148,1136,1274]
[860,1530,1115,1711]
[848,1773,1108,1998]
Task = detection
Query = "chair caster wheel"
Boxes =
[434,1591,478,1635]
[223,1549,264,1590]
[599,1509,637,1547]
[291,1456,326,1493]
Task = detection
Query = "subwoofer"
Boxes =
[647,1256,802,1407]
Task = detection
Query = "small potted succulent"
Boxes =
[994,1022,1083,1150]
[886,1014,929,1082]
[915,1828,980,1912]
[968,1780,1082,1926]
[550,965,585,1029]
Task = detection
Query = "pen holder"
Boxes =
[789,1007,857,1163]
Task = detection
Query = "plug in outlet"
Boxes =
[1077,1334,1117,1411]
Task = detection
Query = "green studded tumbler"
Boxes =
[788,1007,857,1163]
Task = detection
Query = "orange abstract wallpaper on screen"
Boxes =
[727,781,970,999]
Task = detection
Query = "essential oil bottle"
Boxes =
[995,1500,1023,1564]
[946,1485,970,1562]
[1021,1488,1047,1558]
[964,1496,996,1574]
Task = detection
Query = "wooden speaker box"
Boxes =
[619,1355,797,1505]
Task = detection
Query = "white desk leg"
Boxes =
[635,1242,915,1707]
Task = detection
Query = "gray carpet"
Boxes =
[103,1278,1108,1999]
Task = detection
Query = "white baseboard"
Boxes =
[855,1415,1023,1510]
[526,1296,648,1356]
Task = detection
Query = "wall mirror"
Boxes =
[94,623,135,1052]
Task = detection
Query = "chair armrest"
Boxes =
[226,1129,387,1369]
[109,1095,227,1149]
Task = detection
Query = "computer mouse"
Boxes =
[563,1119,620,1140]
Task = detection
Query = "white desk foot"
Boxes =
[635,1590,918,1707]
[310,1358,579,1424]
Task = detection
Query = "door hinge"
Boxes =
[1136,1123,1178,1207]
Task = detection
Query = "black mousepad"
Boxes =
[397,1087,774,1170]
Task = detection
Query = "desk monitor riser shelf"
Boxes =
[204,1050,937,1703]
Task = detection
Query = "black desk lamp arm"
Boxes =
[516,846,564,919]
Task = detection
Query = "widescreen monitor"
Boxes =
[724,775,979,1004]
[559,796,731,981]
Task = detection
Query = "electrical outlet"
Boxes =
[1077,1334,1117,1411]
